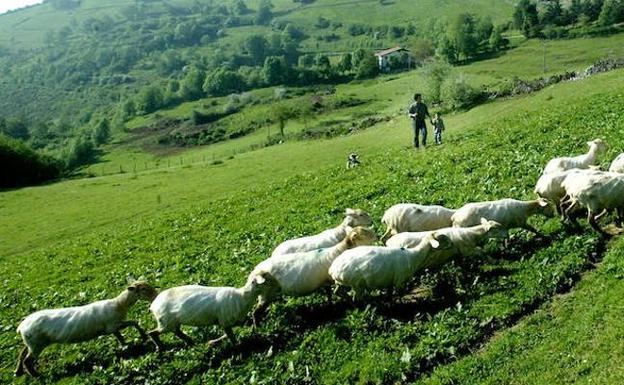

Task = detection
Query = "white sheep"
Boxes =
[534,168,602,215]
[147,272,278,351]
[560,172,624,234]
[451,198,551,234]
[386,218,507,268]
[542,138,607,175]
[329,233,451,295]
[15,281,157,377]
[271,208,373,258]
[608,153,624,173]
[248,227,377,317]
[380,203,456,243]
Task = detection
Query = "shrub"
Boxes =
[0,134,61,188]
[441,74,484,110]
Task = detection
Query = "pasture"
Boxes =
[2,68,624,384]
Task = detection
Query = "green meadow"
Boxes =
[2,65,624,383]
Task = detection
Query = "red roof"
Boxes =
[374,47,406,57]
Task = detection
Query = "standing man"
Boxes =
[408,93,430,148]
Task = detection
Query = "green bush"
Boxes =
[0,134,60,188]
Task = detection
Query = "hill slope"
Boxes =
[2,69,624,384]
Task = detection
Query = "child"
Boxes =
[431,113,445,145]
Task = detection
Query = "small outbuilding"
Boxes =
[374,46,411,71]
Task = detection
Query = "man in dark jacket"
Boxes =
[408,93,430,148]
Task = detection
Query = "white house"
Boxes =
[374,47,410,71]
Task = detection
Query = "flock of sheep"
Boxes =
[15,137,623,378]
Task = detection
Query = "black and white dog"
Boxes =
[346,153,360,169]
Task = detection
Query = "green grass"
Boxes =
[417,238,624,385]
[2,68,624,384]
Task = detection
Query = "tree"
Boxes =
[583,0,605,21]
[179,68,206,100]
[489,26,505,51]
[420,60,452,103]
[2,117,29,140]
[567,0,584,23]
[245,34,268,65]
[409,39,434,62]
[136,86,164,114]
[598,0,624,25]
[256,0,273,25]
[92,118,110,146]
[338,53,353,72]
[271,103,293,136]
[513,0,540,37]
[541,0,565,26]
[476,16,494,43]
[354,52,379,79]
[263,56,287,85]
[436,36,458,63]
[230,0,249,15]
[203,68,246,96]
[448,14,479,60]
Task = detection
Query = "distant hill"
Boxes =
[0,0,513,122]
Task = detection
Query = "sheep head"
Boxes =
[249,271,280,295]
[346,226,377,247]
[534,198,554,217]
[344,208,373,227]
[127,281,158,301]
[588,138,607,153]
[480,218,508,239]
[429,233,452,250]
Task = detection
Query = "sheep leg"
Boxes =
[207,327,235,347]
[113,331,127,347]
[588,210,609,236]
[173,326,194,347]
[252,294,274,329]
[14,346,28,376]
[148,329,166,351]
[118,320,148,342]
[380,228,393,244]
[594,208,609,221]
[563,201,580,226]
[23,351,39,377]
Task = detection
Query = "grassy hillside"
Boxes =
[2,69,624,384]
[0,0,512,50]
[81,33,624,179]
[418,238,624,385]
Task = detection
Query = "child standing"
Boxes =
[431,113,445,145]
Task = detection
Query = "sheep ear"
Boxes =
[126,275,136,284]
[255,274,266,285]
[538,199,548,207]
[430,233,440,249]
[345,208,355,215]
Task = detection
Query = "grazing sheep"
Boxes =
[147,272,278,351]
[380,203,456,243]
[451,198,551,234]
[542,138,607,175]
[561,172,624,234]
[15,281,157,377]
[608,153,624,173]
[329,233,451,295]
[386,218,507,267]
[534,168,603,215]
[271,208,373,258]
[248,227,377,317]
